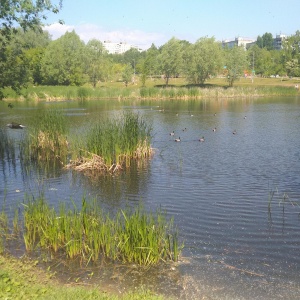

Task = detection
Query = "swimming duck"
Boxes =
[7,122,25,129]
[232,130,237,135]
[213,127,217,132]
[199,136,205,142]
[170,131,175,136]
[175,137,181,142]
[8,103,14,109]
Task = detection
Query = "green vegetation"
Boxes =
[0,254,165,300]
[22,109,69,165]
[69,111,153,174]
[1,195,181,266]
[1,13,300,99]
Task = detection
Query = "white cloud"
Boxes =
[43,23,166,50]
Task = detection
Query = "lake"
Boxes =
[1,96,300,299]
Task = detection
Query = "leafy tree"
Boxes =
[85,39,107,87]
[256,32,274,50]
[0,33,30,95]
[41,31,86,85]
[283,30,300,76]
[224,45,248,87]
[256,36,263,48]
[185,37,223,85]
[140,44,159,86]
[122,64,133,87]
[158,37,183,86]
[0,0,62,98]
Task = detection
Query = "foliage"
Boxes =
[41,30,86,85]
[71,111,152,173]
[0,0,62,99]
[184,37,223,84]
[85,39,108,87]
[24,109,69,164]
[256,32,274,50]
[158,37,184,86]
[224,45,248,86]
[19,195,181,265]
[122,64,133,87]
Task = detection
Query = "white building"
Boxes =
[103,41,142,54]
[222,37,256,50]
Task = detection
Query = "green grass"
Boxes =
[0,254,166,300]
[14,195,182,266]
[2,75,299,102]
[22,109,69,165]
[70,111,153,173]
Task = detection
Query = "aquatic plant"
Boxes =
[23,109,69,165]
[20,196,181,265]
[69,111,153,174]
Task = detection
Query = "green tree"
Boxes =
[122,64,133,87]
[140,44,159,86]
[283,30,300,77]
[158,37,183,86]
[0,0,62,98]
[256,32,274,50]
[185,37,223,85]
[224,45,248,87]
[41,31,86,85]
[85,39,107,87]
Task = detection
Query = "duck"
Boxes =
[7,122,26,129]
[174,137,181,142]
[199,136,205,142]
[170,131,175,136]
[8,103,14,109]
[213,127,217,132]
[232,130,237,135]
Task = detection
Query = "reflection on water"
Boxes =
[1,97,300,299]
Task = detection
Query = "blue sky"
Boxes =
[44,0,300,50]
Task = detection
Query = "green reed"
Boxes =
[71,111,152,173]
[20,196,181,265]
[23,109,69,165]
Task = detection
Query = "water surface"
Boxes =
[1,96,300,299]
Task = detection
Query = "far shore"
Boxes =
[1,76,299,102]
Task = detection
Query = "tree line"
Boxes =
[1,3,300,99]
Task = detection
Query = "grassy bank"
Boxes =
[2,76,299,101]
[0,254,166,299]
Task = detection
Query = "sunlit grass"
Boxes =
[19,196,182,265]
[22,109,69,165]
[69,111,153,174]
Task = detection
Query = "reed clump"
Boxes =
[68,111,153,174]
[21,196,181,265]
[23,109,69,164]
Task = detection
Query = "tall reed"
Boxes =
[21,196,181,265]
[23,109,69,165]
[69,111,153,173]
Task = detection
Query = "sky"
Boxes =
[44,0,300,50]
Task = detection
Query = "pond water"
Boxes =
[1,96,300,299]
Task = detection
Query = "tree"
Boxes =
[41,31,86,86]
[256,32,274,50]
[140,44,159,86]
[122,64,133,87]
[224,46,248,87]
[158,37,183,86]
[283,30,300,77]
[185,37,223,85]
[85,39,107,87]
[0,0,63,98]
